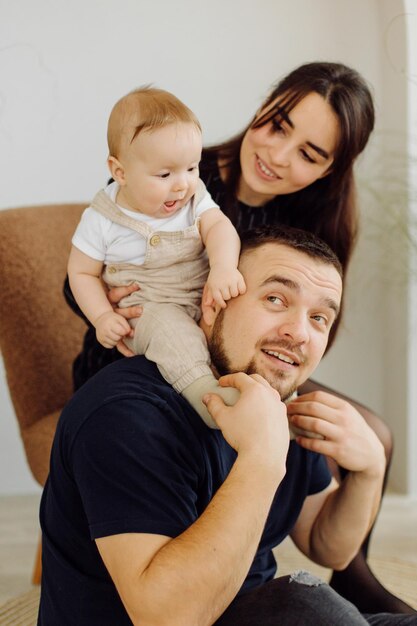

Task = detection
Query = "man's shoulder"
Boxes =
[75,354,167,394]
[59,356,200,439]
[54,356,225,490]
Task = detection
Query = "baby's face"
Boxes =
[114,122,202,218]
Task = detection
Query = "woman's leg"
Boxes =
[298,379,416,614]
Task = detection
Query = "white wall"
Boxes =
[404,0,417,496]
[0,0,414,494]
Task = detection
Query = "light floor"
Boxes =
[0,493,416,606]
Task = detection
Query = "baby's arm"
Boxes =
[68,246,132,348]
[199,208,246,308]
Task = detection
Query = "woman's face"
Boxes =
[238,92,339,206]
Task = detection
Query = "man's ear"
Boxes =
[108,156,126,186]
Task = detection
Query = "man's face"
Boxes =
[205,243,342,401]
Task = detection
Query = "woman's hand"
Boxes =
[287,391,385,477]
[106,283,143,356]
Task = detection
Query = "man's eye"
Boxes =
[267,295,284,305]
[312,314,327,325]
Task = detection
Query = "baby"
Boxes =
[68,86,245,427]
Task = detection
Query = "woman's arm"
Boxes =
[287,391,385,570]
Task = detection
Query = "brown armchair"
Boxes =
[0,203,87,582]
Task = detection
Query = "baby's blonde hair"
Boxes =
[107,86,201,158]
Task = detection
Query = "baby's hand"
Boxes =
[204,266,246,308]
[95,311,132,349]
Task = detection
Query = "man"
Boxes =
[39,226,413,625]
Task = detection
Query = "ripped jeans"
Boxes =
[214,571,417,626]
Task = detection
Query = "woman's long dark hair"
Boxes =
[204,62,374,273]
[204,62,374,348]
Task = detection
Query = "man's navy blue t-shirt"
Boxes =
[38,356,331,625]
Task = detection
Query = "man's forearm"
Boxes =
[100,373,289,626]
[131,454,284,626]
[310,466,384,569]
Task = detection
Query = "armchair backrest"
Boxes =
[0,203,86,484]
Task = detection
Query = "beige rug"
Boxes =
[370,556,417,610]
[0,556,415,625]
[0,587,40,625]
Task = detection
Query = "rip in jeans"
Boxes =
[289,570,325,587]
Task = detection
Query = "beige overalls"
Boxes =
[90,186,215,396]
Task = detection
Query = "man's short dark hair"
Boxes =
[240,225,343,279]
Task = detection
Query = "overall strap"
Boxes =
[90,190,151,237]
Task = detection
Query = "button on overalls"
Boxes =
[90,185,213,392]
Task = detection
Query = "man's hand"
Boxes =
[203,266,246,308]
[95,310,132,349]
[287,391,385,477]
[106,283,142,356]
[203,372,289,473]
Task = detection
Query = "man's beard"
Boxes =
[208,309,299,402]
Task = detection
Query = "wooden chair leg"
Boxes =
[32,536,42,585]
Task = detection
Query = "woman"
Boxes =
[64,62,414,614]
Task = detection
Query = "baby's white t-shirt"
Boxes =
[72,181,218,266]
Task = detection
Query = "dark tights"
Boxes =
[299,379,416,615]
